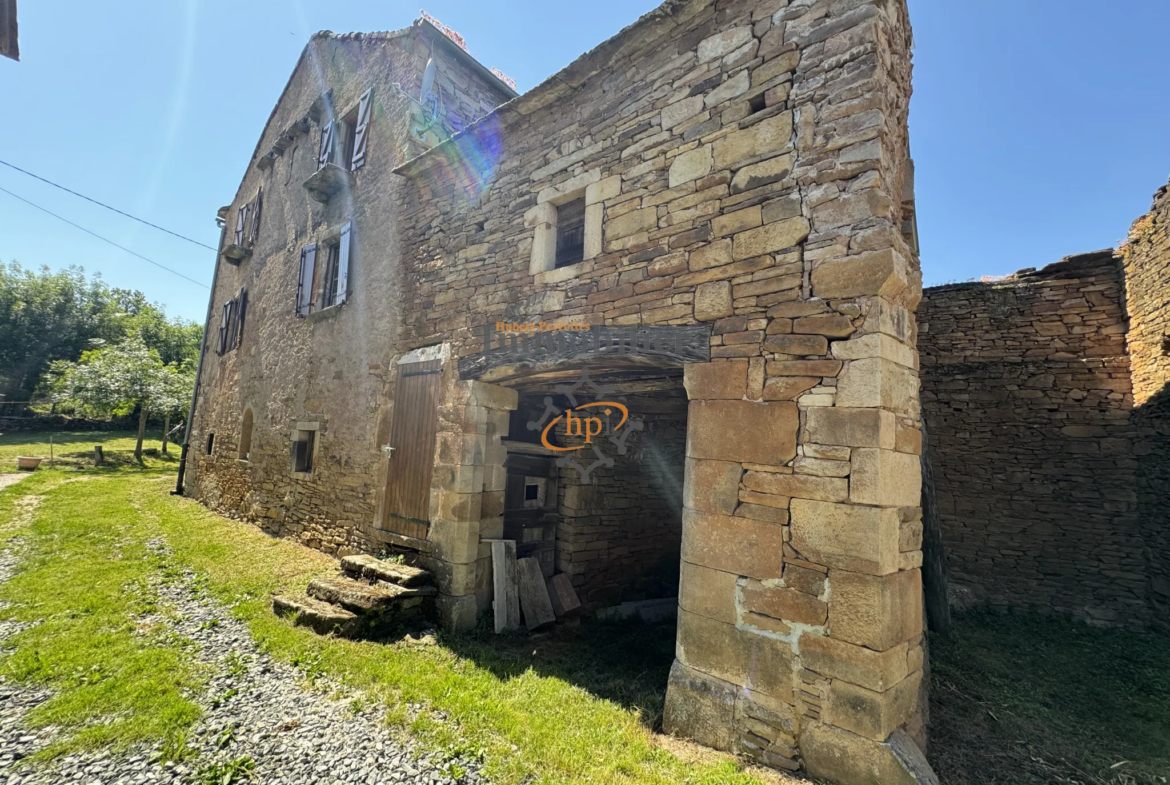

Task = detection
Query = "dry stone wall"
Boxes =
[918,252,1150,625]
[1122,179,1170,629]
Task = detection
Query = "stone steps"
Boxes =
[340,554,432,587]
[307,575,436,613]
[272,594,360,637]
[272,554,436,639]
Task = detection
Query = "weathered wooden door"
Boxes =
[381,360,443,539]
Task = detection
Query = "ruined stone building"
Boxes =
[183,0,939,781]
[917,183,1170,634]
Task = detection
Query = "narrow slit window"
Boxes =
[206,432,215,455]
[555,198,586,269]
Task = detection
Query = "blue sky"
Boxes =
[1,0,1167,323]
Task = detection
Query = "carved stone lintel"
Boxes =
[458,324,711,380]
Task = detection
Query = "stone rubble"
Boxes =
[0,536,483,785]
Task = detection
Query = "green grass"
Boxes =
[0,428,177,472]
[0,447,771,784]
[0,470,203,760]
[1,432,1167,784]
[929,608,1170,784]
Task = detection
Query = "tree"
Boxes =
[0,261,202,406]
[48,338,194,461]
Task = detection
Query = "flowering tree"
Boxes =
[47,337,194,461]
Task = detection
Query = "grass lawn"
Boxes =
[0,428,177,472]
[929,609,1170,785]
[0,432,1167,784]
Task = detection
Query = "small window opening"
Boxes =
[239,409,254,461]
[206,432,215,455]
[320,241,342,309]
[525,483,540,501]
[475,220,486,233]
[292,429,316,473]
[555,198,586,268]
[1162,334,1170,356]
[748,93,766,114]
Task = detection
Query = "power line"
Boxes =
[0,185,211,289]
[0,159,218,251]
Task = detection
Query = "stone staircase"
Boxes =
[272,554,437,638]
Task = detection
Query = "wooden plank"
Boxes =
[516,556,556,630]
[490,540,521,633]
[546,573,582,618]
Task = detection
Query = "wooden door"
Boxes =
[381,360,443,539]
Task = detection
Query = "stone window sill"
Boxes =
[307,303,343,323]
[291,471,314,480]
[535,259,593,285]
[237,458,251,466]
[303,163,354,204]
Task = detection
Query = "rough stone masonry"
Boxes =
[184,0,935,782]
[917,176,1170,633]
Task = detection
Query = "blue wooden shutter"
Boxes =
[336,223,352,305]
[317,121,334,170]
[296,244,317,317]
[351,89,373,170]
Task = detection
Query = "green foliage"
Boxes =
[46,337,193,419]
[0,261,201,404]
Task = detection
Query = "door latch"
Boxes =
[381,444,396,457]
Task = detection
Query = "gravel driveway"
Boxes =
[0,508,485,785]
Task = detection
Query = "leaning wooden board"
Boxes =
[489,539,521,633]
[516,556,556,630]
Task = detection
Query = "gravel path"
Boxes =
[0,476,28,494]
[0,504,486,785]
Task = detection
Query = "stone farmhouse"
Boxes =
[177,0,1168,780]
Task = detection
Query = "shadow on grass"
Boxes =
[441,616,677,731]
[928,607,1170,785]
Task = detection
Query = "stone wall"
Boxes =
[1122,179,1170,629]
[186,27,514,555]
[556,413,687,604]
[918,252,1150,625]
[394,0,931,779]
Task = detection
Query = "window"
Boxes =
[234,189,262,249]
[295,223,352,317]
[321,241,342,308]
[205,432,215,455]
[555,198,586,268]
[292,427,317,474]
[316,89,373,172]
[216,287,248,355]
[239,409,253,461]
[527,182,605,276]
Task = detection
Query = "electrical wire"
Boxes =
[0,185,211,289]
[0,159,218,251]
